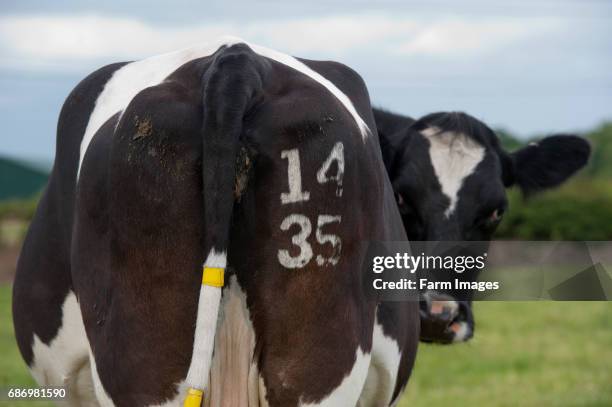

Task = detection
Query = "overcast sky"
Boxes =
[1,0,611,162]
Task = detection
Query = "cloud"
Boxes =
[0,15,235,60]
[395,19,562,56]
[0,13,565,71]
[240,14,417,54]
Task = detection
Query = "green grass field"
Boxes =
[1,285,610,406]
[0,285,52,407]
[399,302,612,407]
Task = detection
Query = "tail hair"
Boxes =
[184,44,265,406]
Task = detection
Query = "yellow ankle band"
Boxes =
[202,267,224,287]
[184,387,203,407]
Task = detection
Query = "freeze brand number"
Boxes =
[278,142,344,269]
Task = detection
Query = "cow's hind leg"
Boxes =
[13,196,98,406]
[28,291,98,406]
[244,288,374,407]
[257,341,372,407]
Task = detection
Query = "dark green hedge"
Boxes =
[496,179,612,240]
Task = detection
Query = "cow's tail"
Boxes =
[184,45,265,407]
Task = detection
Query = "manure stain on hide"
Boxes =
[133,115,153,140]
[234,146,253,201]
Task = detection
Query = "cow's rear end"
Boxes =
[13,40,414,406]
[222,60,391,405]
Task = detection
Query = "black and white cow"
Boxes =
[13,38,419,406]
[374,108,591,344]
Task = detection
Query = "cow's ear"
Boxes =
[503,135,590,194]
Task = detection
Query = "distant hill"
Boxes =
[0,156,49,200]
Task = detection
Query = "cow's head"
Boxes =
[388,112,590,343]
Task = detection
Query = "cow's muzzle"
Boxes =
[419,291,474,344]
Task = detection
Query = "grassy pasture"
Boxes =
[399,301,612,407]
[1,285,610,406]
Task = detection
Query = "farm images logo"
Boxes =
[371,250,494,291]
[362,241,612,301]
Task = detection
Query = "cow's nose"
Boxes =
[419,291,474,344]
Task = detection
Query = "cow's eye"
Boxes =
[489,208,504,223]
[476,207,505,229]
[396,193,416,217]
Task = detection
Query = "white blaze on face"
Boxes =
[421,126,485,217]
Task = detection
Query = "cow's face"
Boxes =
[391,116,508,243]
[390,112,590,344]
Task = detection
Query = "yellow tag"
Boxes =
[184,388,203,407]
[202,267,224,287]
